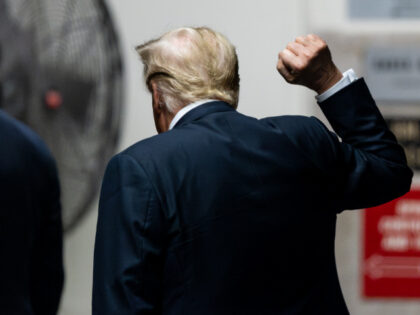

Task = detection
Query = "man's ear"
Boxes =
[151,81,163,114]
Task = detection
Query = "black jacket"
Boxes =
[0,110,64,315]
[93,79,412,314]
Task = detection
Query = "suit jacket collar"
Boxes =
[173,101,235,129]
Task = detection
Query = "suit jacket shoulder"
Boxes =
[0,110,63,315]
[0,110,56,177]
[260,115,339,172]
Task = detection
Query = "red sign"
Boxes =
[363,189,420,298]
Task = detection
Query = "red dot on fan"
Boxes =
[45,90,63,109]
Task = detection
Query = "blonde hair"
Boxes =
[135,27,240,113]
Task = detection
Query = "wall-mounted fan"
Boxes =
[0,0,124,232]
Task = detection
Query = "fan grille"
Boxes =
[0,0,124,232]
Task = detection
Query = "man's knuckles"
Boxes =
[307,34,322,42]
[295,36,306,44]
[277,34,337,90]
[292,60,307,72]
[281,43,321,67]
[302,49,313,59]
[286,43,297,54]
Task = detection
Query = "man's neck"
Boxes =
[168,99,218,130]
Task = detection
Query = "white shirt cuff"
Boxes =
[315,69,358,103]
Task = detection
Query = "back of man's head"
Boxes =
[136,27,240,113]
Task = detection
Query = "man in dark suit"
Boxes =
[0,108,64,314]
[93,27,412,314]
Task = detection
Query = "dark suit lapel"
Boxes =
[173,101,235,129]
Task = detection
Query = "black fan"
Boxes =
[0,0,124,232]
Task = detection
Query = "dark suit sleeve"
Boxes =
[30,155,64,315]
[270,78,412,211]
[93,154,165,314]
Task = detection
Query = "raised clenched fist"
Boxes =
[277,34,343,95]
